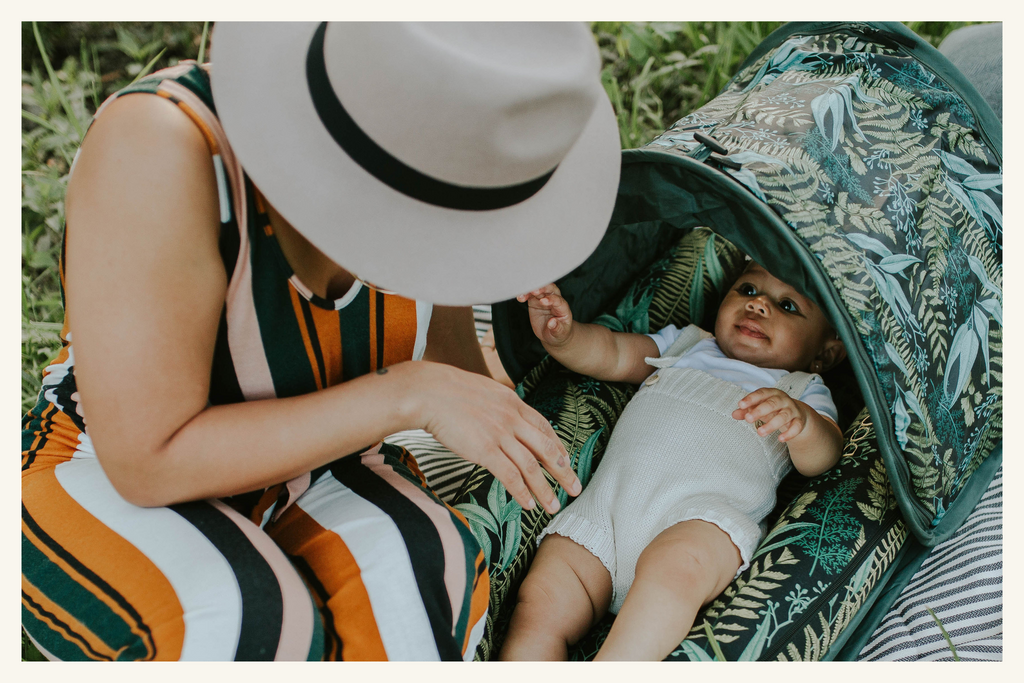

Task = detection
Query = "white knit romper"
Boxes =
[539,325,818,614]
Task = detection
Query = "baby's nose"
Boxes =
[746,297,770,315]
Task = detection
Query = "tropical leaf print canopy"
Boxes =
[644,23,1002,544]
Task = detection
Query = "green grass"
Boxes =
[926,606,961,661]
[19,20,978,662]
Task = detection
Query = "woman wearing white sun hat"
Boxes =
[21,22,620,660]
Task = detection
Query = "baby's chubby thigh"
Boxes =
[500,534,613,659]
[634,519,743,602]
[598,519,741,660]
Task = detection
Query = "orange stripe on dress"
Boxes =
[463,553,490,656]
[22,468,185,660]
[253,188,267,215]
[164,95,221,155]
[382,295,417,368]
[308,304,343,387]
[288,286,323,391]
[268,507,387,661]
[23,409,84,473]
[252,191,274,236]
[23,403,59,469]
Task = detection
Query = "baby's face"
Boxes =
[714,263,835,372]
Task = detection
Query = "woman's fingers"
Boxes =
[479,445,535,510]
[499,437,560,514]
[515,404,581,498]
[420,365,577,513]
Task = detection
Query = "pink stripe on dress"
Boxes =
[157,81,277,401]
[210,500,316,660]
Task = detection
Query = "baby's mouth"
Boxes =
[737,321,768,339]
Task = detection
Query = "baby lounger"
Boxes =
[463,21,1001,660]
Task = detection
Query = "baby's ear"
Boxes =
[816,333,847,372]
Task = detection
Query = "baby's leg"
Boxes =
[595,519,741,661]
[499,534,612,660]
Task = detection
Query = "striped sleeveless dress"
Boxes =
[21,62,488,661]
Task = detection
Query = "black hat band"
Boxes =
[306,22,557,212]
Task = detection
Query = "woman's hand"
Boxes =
[517,284,574,349]
[399,361,580,514]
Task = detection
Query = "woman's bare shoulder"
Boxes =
[66,90,221,242]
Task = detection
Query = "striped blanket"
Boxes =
[384,305,1003,661]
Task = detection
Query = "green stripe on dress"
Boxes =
[22,533,147,660]
[246,195,318,400]
[340,286,371,382]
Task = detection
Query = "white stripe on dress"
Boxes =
[413,301,432,361]
[53,457,244,661]
[361,450,468,639]
[295,471,441,661]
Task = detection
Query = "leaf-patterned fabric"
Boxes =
[487,21,1001,660]
[643,23,1002,544]
[453,228,746,659]
[482,227,910,661]
[571,408,909,661]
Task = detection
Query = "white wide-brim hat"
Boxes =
[211,22,621,305]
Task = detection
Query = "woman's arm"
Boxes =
[422,305,490,376]
[65,94,577,512]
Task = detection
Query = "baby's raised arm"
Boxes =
[518,284,658,384]
[732,389,843,477]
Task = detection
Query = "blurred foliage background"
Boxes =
[21,20,978,661]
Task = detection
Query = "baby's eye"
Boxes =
[780,299,800,313]
[738,283,757,296]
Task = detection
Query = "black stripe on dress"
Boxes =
[22,402,58,472]
[169,501,283,661]
[298,296,328,388]
[376,290,385,370]
[339,286,371,381]
[328,457,460,660]
[209,307,245,405]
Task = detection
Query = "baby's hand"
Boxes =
[732,388,814,442]
[516,284,574,348]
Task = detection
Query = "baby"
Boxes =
[500,261,847,661]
